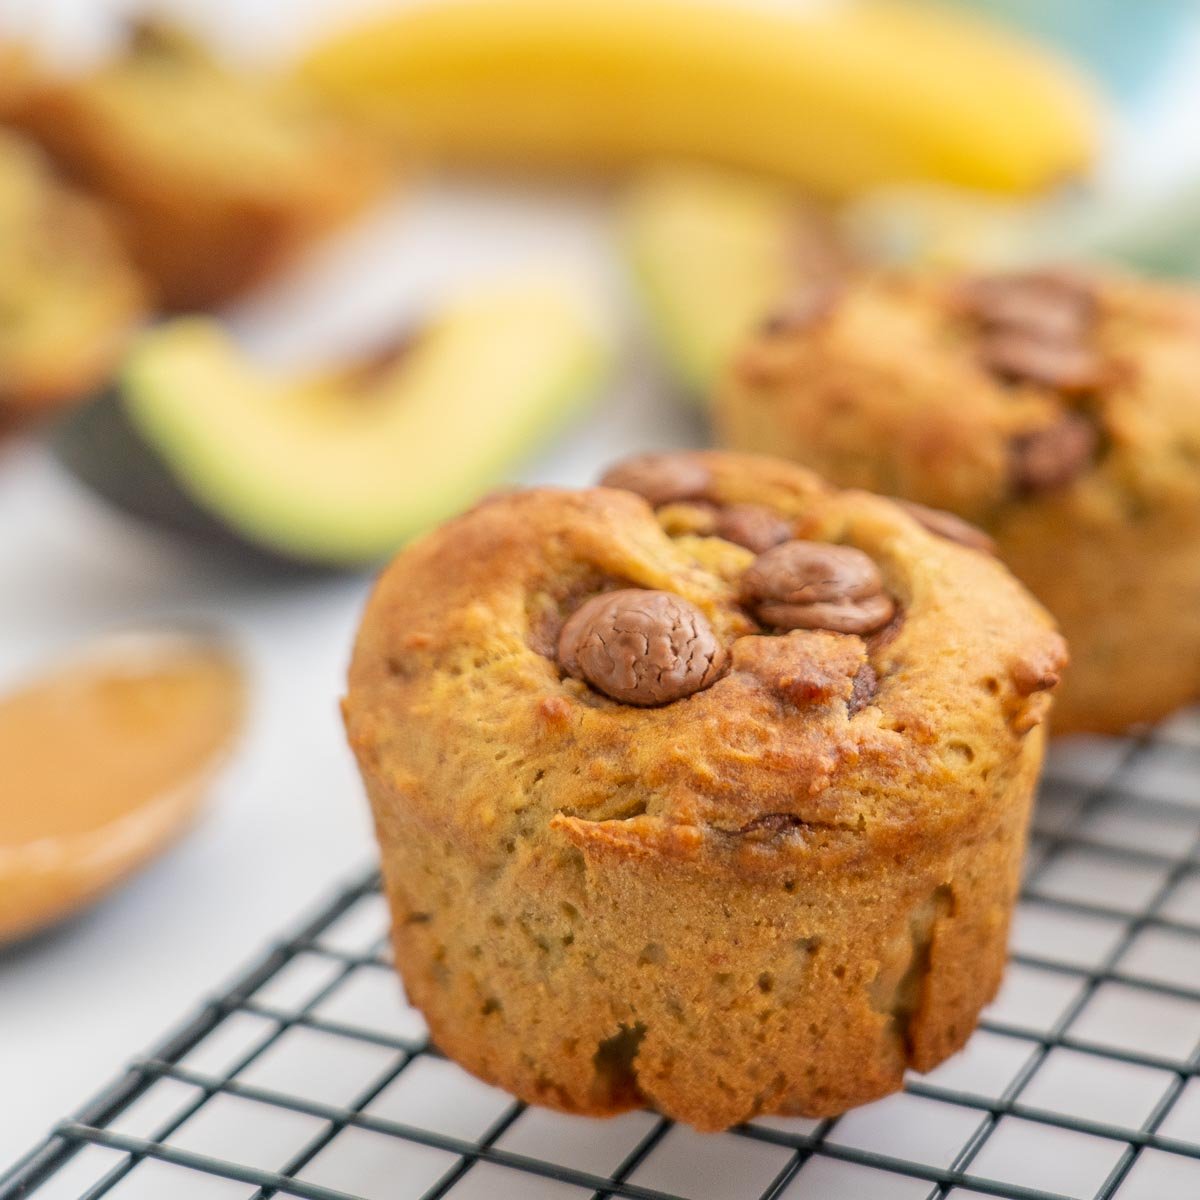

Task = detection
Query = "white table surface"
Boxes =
[3,0,1200,1174]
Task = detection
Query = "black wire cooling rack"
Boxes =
[3,718,1200,1200]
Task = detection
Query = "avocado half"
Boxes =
[623,166,846,401]
[55,280,608,567]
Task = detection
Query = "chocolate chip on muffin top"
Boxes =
[962,270,1096,342]
[1010,411,1099,496]
[740,541,895,635]
[964,270,1104,394]
[980,332,1103,394]
[600,452,712,508]
[601,453,797,554]
[712,503,795,553]
[958,270,1105,494]
[556,589,726,706]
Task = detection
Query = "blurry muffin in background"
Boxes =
[0,130,145,421]
[11,21,390,310]
[719,267,1200,735]
[0,44,36,119]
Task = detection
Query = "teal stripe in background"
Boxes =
[949,0,1196,104]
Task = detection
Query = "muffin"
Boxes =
[0,130,145,419]
[11,21,388,310]
[0,44,35,119]
[344,450,1063,1130]
[718,268,1200,734]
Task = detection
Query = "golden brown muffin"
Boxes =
[344,450,1063,1131]
[0,130,145,419]
[718,268,1200,735]
[0,44,36,118]
[12,21,389,310]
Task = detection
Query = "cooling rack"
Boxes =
[3,717,1200,1200]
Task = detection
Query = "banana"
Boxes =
[299,0,1100,198]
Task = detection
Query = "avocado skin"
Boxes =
[52,390,337,573]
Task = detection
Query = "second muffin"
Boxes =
[719,268,1200,734]
[345,451,1063,1130]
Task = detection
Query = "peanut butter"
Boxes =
[0,634,243,944]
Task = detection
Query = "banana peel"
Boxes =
[299,0,1101,198]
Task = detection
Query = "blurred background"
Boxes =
[3,0,1200,1169]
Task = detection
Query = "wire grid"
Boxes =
[4,717,1200,1200]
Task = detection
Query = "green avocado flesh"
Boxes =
[624,166,820,401]
[65,283,607,566]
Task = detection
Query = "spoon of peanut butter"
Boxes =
[0,630,244,946]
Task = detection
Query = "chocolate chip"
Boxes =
[741,541,895,636]
[962,271,1095,342]
[556,589,726,706]
[977,290,1089,342]
[713,504,794,554]
[848,661,878,715]
[1010,412,1098,495]
[972,270,1105,492]
[961,271,1105,396]
[898,500,996,555]
[980,331,1104,394]
[599,453,712,509]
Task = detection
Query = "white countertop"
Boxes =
[4,0,1200,1174]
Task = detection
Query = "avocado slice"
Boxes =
[623,166,846,401]
[54,280,608,567]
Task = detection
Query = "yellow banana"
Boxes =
[298,0,1100,198]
